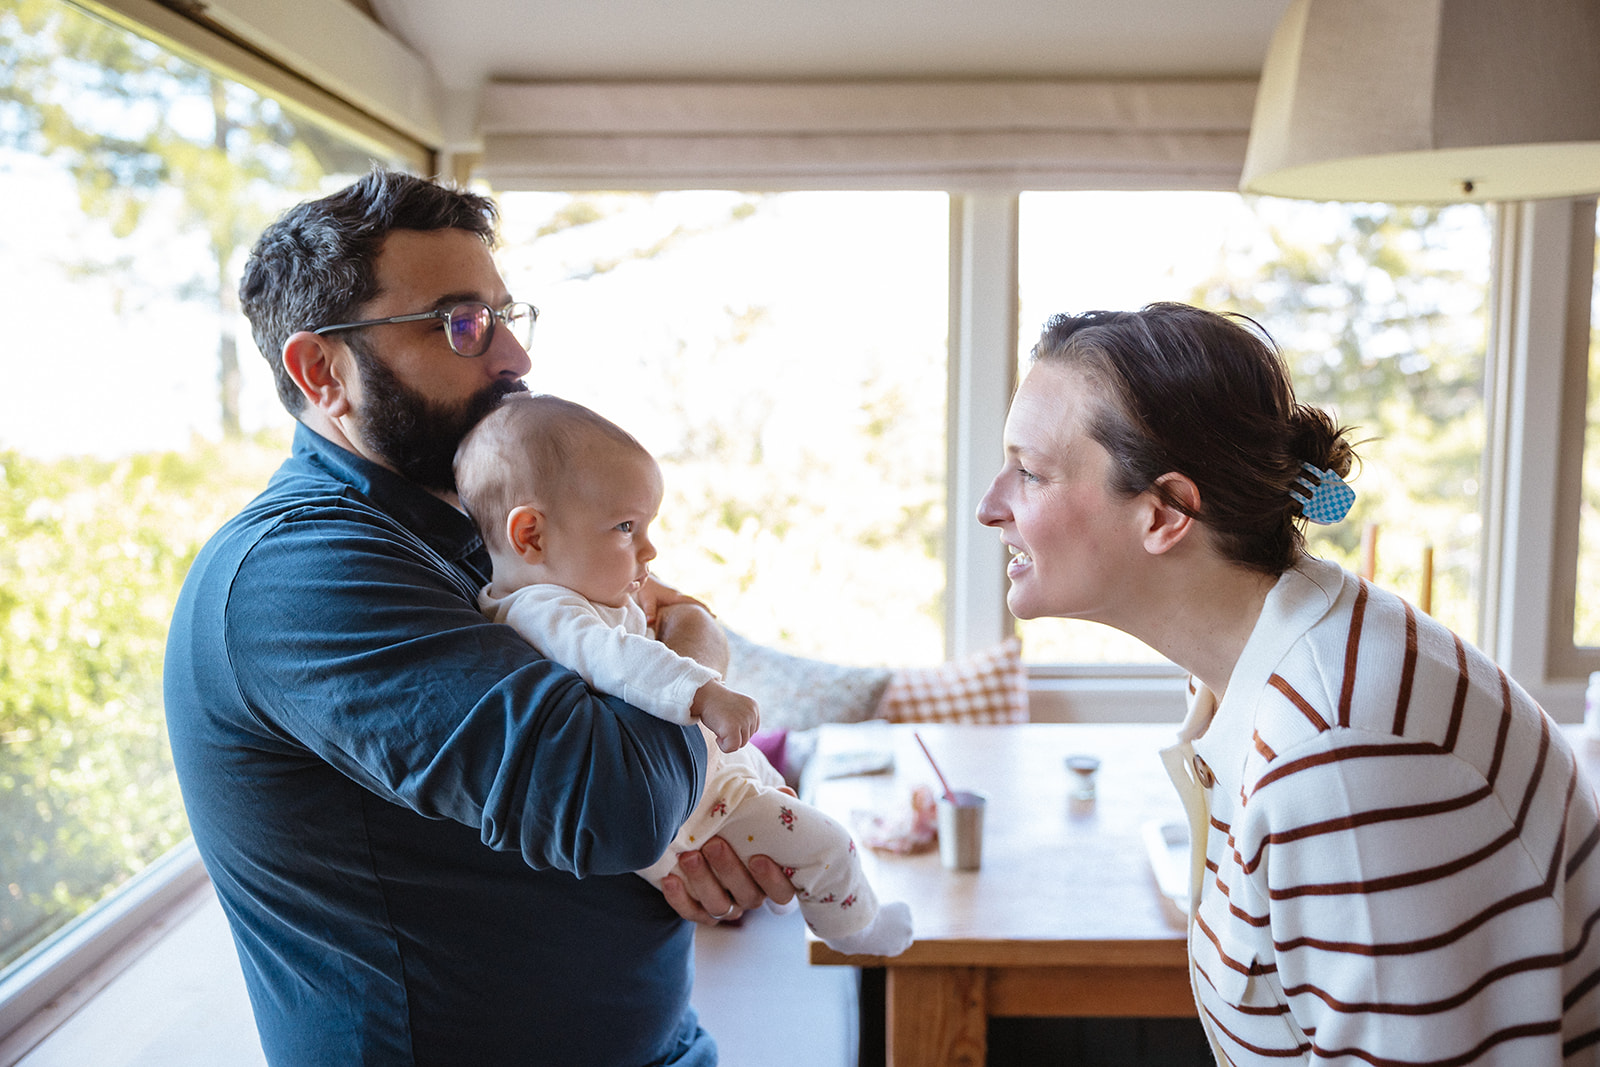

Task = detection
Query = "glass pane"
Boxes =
[495,191,950,666]
[0,0,398,973]
[1016,192,1491,667]
[1578,213,1600,648]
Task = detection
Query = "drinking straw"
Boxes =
[914,731,957,803]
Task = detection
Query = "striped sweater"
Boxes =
[1165,556,1600,1065]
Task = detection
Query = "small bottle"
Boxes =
[1585,672,1600,737]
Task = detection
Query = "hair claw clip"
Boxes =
[1289,462,1355,525]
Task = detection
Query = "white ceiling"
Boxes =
[367,0,1296,91]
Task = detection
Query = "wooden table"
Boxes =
[804,722,1195,1067]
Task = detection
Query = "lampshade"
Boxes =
[1240,0,1600,203]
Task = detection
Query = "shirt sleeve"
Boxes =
[493,587,719,726]
[1221,727,1569,1063]
[223,504,704,878]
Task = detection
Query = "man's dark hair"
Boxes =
[238,169,499,414]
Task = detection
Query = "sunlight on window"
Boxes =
[0,0,391,975]
[1577,215,1600,648]
[493,191,950,666]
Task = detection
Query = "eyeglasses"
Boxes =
[313,301,538,358]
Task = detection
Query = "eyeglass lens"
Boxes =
[447,303,534,356]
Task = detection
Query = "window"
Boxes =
[1577,211,1600,649]
[494,190,951,666]
[0,0,400,977]
[1016,191,1492,668]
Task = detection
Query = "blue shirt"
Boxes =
[164,424,711,1066]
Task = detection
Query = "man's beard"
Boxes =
[351,345,528,493]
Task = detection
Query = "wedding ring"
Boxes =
[711,906,737,921]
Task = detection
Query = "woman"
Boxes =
[977,303,1600,1065]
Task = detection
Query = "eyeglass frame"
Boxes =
[311,300,538,358]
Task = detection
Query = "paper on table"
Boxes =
[1142,819,1189,912]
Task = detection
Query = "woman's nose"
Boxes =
[976,475,1007,527]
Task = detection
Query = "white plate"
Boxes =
[1142,819,1190,912]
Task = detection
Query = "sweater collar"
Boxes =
[1186,555,1347,793]
[289,422,487,574]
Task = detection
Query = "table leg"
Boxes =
[885,966,987,1067]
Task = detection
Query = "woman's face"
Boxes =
[977,361,1147,623]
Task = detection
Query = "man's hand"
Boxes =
[636,575,708,628]
[660,833,798,925]
[652,600,730,675]
[692,680,759,752]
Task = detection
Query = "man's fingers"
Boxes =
[661,853,736,925]
[698,837,766,911]
[747,854,797,906]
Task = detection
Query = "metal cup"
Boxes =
[937,790,988,870]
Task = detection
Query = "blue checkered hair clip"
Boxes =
[1289,462,1355,525]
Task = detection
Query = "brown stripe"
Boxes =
[1253,731,1277,762]
[1565,1028,1600,1058]
[1267,674,1330,732]
[1561,900,1600,969]
[1282,951,1566,1015]
[1310,1020,1560,1066]
[1238,777,1490,869]
[1568,817,1600,881]
[1198,1000,1309,1059]
[1277,880,1556,957]
[1267,823,1520,899]
[1443,633,1469,750]
[1338,579,1369,728]
[1485,667,1518,790]
[1564,961,1600,1013]
[1251,740,1446,795]
[1392,598,1418,733]
[1195,911,1278,978]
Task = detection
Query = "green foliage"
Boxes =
[0,434,289,969]
[1192,199,1491,636]
[0,0,375,434]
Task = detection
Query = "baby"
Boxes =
[454,393,912,957]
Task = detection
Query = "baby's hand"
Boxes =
[692,681,759,752]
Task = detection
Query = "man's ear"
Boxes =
[506,505,545,562]
[1143,472,1200,556]
[282,331,351,417]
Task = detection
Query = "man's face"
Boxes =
[341,229,532,492]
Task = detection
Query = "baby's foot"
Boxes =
[823,901,913,957]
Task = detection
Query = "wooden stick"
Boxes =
[1360,523,1379,581]
[1420,544,1434,614]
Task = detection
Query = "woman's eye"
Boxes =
[1015,466,1037,482]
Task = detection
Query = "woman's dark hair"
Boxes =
[1032,302,1356,576]
[238,168,499,414]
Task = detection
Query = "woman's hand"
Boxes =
[660,834,798,925]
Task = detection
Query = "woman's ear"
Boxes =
[282,331,351,417]
[506,506,545,562]
[1143,472,1200,556]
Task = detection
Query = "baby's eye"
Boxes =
[615,521,634,533]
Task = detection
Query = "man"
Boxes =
[164,169,787,1066]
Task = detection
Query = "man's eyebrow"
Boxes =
[427,291,491,310]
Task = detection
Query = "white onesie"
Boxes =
[480,583,911,955]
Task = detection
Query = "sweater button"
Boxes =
[1193,754,1215,788]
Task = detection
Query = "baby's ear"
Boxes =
[506,505,545,562]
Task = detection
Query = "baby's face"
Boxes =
[540,449,664,609]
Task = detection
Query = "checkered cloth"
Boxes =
[878,637,1028,725]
